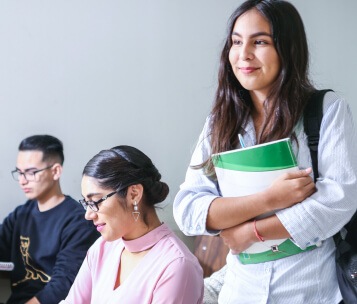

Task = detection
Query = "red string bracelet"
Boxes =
[253,220,265,242]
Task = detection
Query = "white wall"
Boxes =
[0,0,237,251]
[0,0,356,254]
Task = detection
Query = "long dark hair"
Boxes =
[83,145,169,215]
[202,0,314,175]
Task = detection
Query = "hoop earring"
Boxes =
[132,201,140,222]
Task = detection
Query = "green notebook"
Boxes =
[212,138,316,264]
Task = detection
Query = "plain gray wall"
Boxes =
[0,0,356,254]
[0,0,356,301]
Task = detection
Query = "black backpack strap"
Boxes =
[304,90,341,245]
[303,89,333,181]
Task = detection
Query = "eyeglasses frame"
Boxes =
[11,164,55,182]
[79,191,117,212]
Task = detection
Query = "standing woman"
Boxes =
[61,145,203,303]
[173,0,357,303]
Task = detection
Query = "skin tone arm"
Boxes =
[220,214,289,254]
[219,169,316,253]
[25,297,40,304]
[206,168,315,230]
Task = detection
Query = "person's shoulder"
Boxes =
[9,200,36,215]
[322,90,347,112]
[62,195,80,205]
[203,115,212,132]
[60,195,84,213]
[58,196,89,224]
[1,200,37,227]
[320,90,354,127]
[58,197,100,239]
[158,227,203,277]
[159,225,199,263]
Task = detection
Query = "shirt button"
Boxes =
[196,225,201,230]
[265,267,271,274]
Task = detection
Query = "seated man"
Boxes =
[0,135,99,304]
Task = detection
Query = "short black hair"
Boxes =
[19,135,64,165]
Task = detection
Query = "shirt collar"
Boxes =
[122,223,170,253]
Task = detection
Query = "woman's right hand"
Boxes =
[265,168,316,210]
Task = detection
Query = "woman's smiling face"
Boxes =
[229,8,281,99]
[81,175,134,242]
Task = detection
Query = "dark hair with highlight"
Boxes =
[201,0,315,176]
[83,145,169,224]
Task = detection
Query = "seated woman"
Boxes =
[61,145,203,303]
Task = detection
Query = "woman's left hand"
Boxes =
[220,221,254,254]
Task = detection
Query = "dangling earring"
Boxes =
[132,201,140,222]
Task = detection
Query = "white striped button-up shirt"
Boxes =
[173,91,357,303]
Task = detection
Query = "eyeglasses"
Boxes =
[11,165,54,182]
[79,191,117,212]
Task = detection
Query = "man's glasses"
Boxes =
[11,165,54,182]
[79,191,117,212]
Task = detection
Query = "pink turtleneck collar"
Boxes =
[122,223,171,253]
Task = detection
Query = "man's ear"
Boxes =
[52,163,63,181]
[127,184,144,204]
